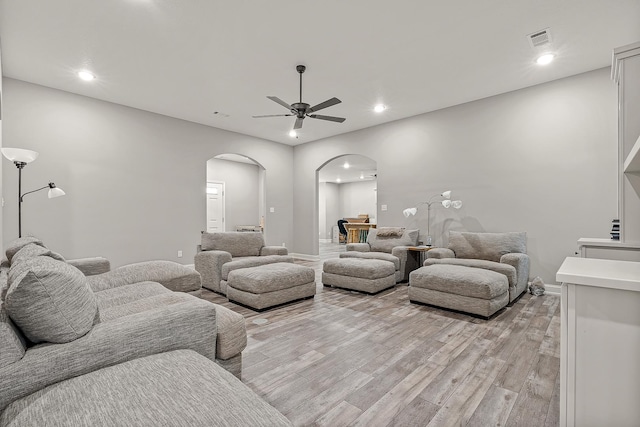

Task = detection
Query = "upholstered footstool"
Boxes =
[322,258,396,294]
[409,264,509,318]
[226,262,316,311]
[339,252,402,283]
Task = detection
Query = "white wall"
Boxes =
[206,158,260,231]
[293,68,618,284]
[2,78,294,267]
[318,182,340,240]
[339,180,377,221]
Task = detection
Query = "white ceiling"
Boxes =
[1,1,639,146]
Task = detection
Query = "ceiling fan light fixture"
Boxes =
[336,178,341,183]
[374,104,386,113]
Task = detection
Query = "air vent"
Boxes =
[527,28,552,48]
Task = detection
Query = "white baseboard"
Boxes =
[290,253,320,261]
[545,283,561,296]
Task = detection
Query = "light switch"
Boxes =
[270,207,275,213]
[381,204,387,211]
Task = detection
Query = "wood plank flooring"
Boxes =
[200,243,560,427]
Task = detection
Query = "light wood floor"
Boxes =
[200,245,560,427]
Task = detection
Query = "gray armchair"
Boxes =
[345,228,420,282]
[195,232,291,294]
[425,231,530,303]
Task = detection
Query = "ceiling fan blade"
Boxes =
[308,97,341,113]
[308,114,346,123]
[252,114,294,118]
[293,117,304,130]
[267,96,294,111]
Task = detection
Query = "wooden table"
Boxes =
[343,223,376,244]
[406,246,434,266]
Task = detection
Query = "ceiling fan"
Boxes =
[252,65,346,131]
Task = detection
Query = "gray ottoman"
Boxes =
[409,264,509,318]
[226,262,316,311]
[340,252,402,283]
[322,258,396,294]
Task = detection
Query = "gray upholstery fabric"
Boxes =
[0,298,217,412]
[87,261,201,293]
[409,286,509,318]
[391,246,416,282]
[0,268,26,368]
[322,258,395,280]
[0,350,292,427]
[448,231,527,262]
[423,258,517,288]
[6,257,97,344]
[227,282,315,311]
[410,265,508,299]
[95,281,171,311]
[201,232,265,256]
[216,353,243,379]
[67,257,111,276]
[11,244,65,264]
[4,237,45,263]
[228,263,314,293]
[214,305,247,360]
[97,292,199,323]
[367,228,419,253]
[260,246,289,256]
[221,255,294,281]
[322,272,395,294]
[340,251,400,270]
[346,243,371,252]
[501,252,531,302]
[426,248,456,259]
[195,250,232,293]
[376,227,405,237]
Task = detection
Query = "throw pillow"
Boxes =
[448,231,527,262]
[5,256,98,344]
[375,227,405,237]
[11,243,66,266]
[5,237,46,263]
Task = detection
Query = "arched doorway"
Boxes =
[206,154,266,234]
[317,154,377,254]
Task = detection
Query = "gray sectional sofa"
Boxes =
[0,237,291,426]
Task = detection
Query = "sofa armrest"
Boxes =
[346,243,371,252]
[0,298,217,412]
[426,248,455,260]
[261,246,288,256]
[501,253,530,297]
[67,257,111,276]
[391,246,415,282]
[86,261,201,293]
[214,305,247,360]
[194,250,232,293]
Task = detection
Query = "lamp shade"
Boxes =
[441,200,452,208]
[47,183,66,198]
[451,200,463,209]
[402,207,418,217]
[1,148,39,164]
[441,190,451,199]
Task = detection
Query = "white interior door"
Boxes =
[206,181,225,232]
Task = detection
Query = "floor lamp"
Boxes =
[1,148,66,238]
[403,190,462,246]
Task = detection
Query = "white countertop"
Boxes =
[556,257,640,292]
[577,238,640,249]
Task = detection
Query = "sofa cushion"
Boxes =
[367,228,419,253]
[0,350,292,427]
[5,257,97,344]
[11,243,65,265]
[0,267,26,368]
[423,258,517,287]
[87,261,201,293]
[5,237,46,264]
[95,281,172,311]
[340,251,400,270]
[448,231,527,262]
[201,232,265,257]
[221,255,293,280]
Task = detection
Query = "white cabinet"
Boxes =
[577,237,640,261]
[557,257,640,427]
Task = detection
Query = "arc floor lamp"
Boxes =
[403,190,462,246]
[1,148,66,238]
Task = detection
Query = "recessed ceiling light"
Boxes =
[360,173,364,179]
[336,178,341,183]
[343,162,350,169]
[536,53,554,65]
[374,104,386,113]
[289,130,297,137]
[77,70,96,81]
